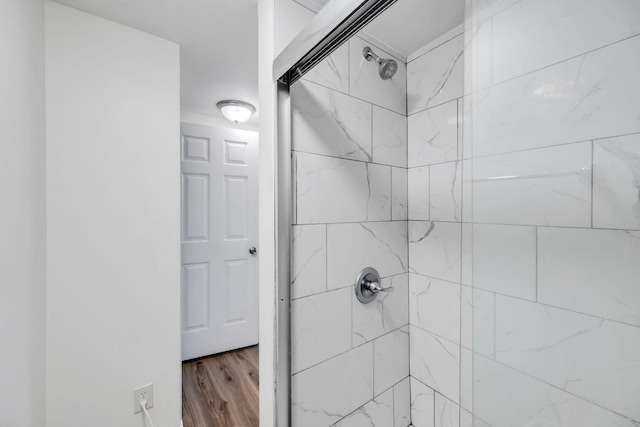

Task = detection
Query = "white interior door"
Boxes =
[180,122,259,361]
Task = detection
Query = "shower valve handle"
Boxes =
[364,280,394,293]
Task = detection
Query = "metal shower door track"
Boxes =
[273,0,397,85]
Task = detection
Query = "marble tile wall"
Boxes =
[461,0,640,426]
[284,0,640,425]
[408,0,640,424]
[406,24,468,427]
[290,23,410,426]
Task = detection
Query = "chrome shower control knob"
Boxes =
[355,267,391,304]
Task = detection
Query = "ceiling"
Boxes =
[52,0,259,127]
[51,0,463,128]
[301,0,465,58]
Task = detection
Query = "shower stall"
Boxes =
[273,0,640,425]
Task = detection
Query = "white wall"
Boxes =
[0,1,46,426]
[45,3,181,426]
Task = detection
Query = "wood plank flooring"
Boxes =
[182,345,259,427]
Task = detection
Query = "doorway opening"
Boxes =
[180,122,260,427]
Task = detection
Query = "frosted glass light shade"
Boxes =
[217,100,255,123]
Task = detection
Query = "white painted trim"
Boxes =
[258,0,277,425]
[407,23,464,63]
[180,110,259,132]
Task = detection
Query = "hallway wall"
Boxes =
[45,3,181,426]
[0,0,46,425]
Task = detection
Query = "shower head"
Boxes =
[363,46,398,80]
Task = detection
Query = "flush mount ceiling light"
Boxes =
[217,100,256,124]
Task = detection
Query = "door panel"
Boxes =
[182,262,209,331]
[181,123,259,361]
[182,173,209,241]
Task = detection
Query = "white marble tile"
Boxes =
[472,35,640,157]
[457,99,465,160]
[461,159,472,223]
[302,42,349,93]
[353,274,409,345]
[408,100,458,167]
[593,133,640,230]
[460,223,472,286]
[350,37,407,115]
[373,106,407,168]
[373,327,409,395]
[473,289,495,358]
[392,167,408,221]
[291,287,351,373]
[474,354,639,427]
[491,0,640,84]
[463,17,492,94]
[410,378,435,427]
[473,224,536,300]
[409,221,462,283]
[292,79,372,161]
[460,409,492,427]
[409,274,460,343]
[435,394,459,427]
[430,161,462,222]
[291,224,326,299]
[393,378,411,427]
[461,97,473,161]
[328,222,407,290]
[292,342,374,427]
[296,153,391,224]
[334,388,394,427]
[538,227,640,327]
[408,166,430,220]
[494,296,640,421]
[460,410,473,427]
[473,142,592,227]
[460,347,472,412]
[460,285,472,350]
[408,34,464,115]
[410,325,460,403]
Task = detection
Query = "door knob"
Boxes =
[249,247,257,255]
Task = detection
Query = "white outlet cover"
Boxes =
[133,383,154,414]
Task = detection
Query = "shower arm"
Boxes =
[363,46,382,63]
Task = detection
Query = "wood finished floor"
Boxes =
[182,345,259,427]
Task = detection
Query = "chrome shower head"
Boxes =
[363,46,398,80]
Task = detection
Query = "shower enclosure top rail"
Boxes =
[273,0,397,84]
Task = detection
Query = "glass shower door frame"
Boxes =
[273,0,398,424]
